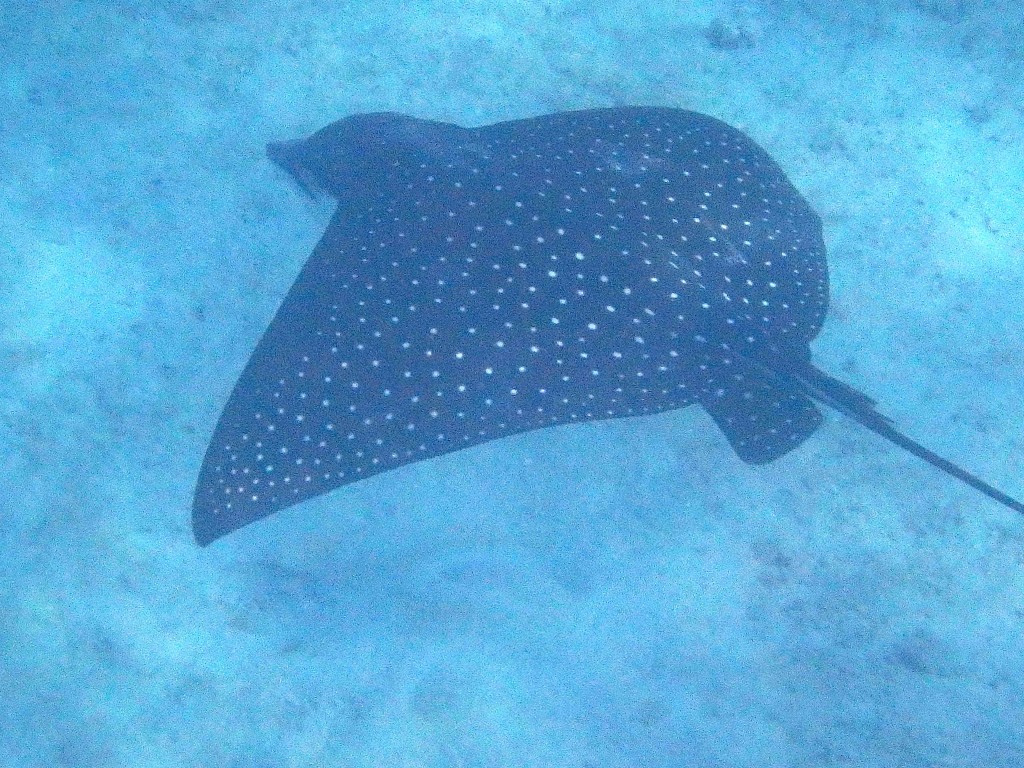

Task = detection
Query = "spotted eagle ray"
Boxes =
[191,106,1023,545]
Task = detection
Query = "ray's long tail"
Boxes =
[791,362,1024,516]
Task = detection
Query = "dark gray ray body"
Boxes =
[192,107,1022,545]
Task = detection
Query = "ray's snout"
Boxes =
[266,137,302,167]
[267,138,320,198]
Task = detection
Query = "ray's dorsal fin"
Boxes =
[775,360,1024,515]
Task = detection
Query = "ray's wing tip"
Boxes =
[190,472,238,547]
[191,475,289,547]
[192,518,217,547]
[190,498,221,547]
[191,458,220,546]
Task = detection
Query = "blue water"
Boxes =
[3,1,1023,765]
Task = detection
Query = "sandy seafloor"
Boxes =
[2,1,1024,765]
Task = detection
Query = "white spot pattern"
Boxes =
[194,107,829,542]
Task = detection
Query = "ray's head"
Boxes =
[267,112,470,199]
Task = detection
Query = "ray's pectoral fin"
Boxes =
[698,355,824,464]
